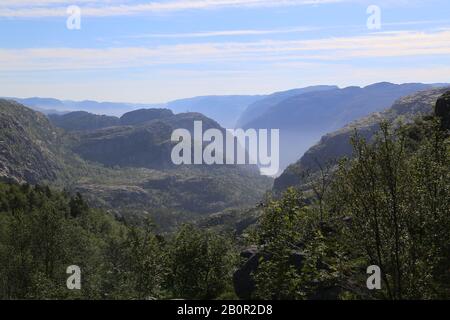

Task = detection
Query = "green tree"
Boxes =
[330,121,450,299]
[167,224,236,299]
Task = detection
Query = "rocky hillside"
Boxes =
[68,110,226,169]
[241,83,438,172]
[0,99,65,184]
[48,111,120,131]
[0,100,272,230]
[120,108,173,125]
[274,87,450,192]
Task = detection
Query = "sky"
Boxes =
[0,0,449,103]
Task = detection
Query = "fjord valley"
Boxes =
[0,98,272,231]
[1,83,449,300]
[2,0,450,303]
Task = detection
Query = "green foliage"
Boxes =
[0,183,114,299]
[331,121,450,299]
[251,189,344,299]
[0,183,238,300]
[250,116,449,300]
[167,224,237,299]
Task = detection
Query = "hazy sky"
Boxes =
[1,0,449,103]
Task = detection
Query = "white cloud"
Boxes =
[2,63,449,103]
[0,0,345,17]
[128,27,316,39]
[1,29,450,71]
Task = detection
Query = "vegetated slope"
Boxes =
[64,108,272,228]
[119,108,173,125]
[274,87,450,192]
[48,111,121,131]
[47,108,174,132]
[69,109,226,169]
[241,82,437,172]
[0,99,272,231]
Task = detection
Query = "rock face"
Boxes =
[274,87,450,193]
[233,246,262,299]
[0,99,64,184]
[435,91,450,130]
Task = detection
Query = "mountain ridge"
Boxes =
[240,82,441,172]
[274,86,450,192]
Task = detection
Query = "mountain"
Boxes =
[48,111,121,131]
[240,83,438,173]
[10,97,161,117]
[12,97,66,110]
[70,111,222,169]
[62,100,164,116]
[0,99,272,230]
[0,99,65,184]
[47,108,175,132]
[167,95,264,128]
[11,95,264,128]
[274,86,450,192]
[236,85,338,127]
[120,108,174,126]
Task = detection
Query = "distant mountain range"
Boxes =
[274,86,450,192]
[6,82,449,177]
[3,82,450,230]
[236,85,339,127]
[167,95,264,128]
[8,95,265,129]
[7,97,162,117]
[239,82,447,173]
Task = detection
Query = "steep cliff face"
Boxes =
[274,87,450,193]
[0,99,64,184]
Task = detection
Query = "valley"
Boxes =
[1,83,449,300]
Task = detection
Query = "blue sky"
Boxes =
[1,0,449,103]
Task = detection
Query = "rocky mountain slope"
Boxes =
[48,108,175,132]
[236,85,338,127]
[0,99,65,184]
[69,110,225,169]
[0,99,272,231]
[48,111,121,131]
[240,83,439,172]
[274,87,450,192]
